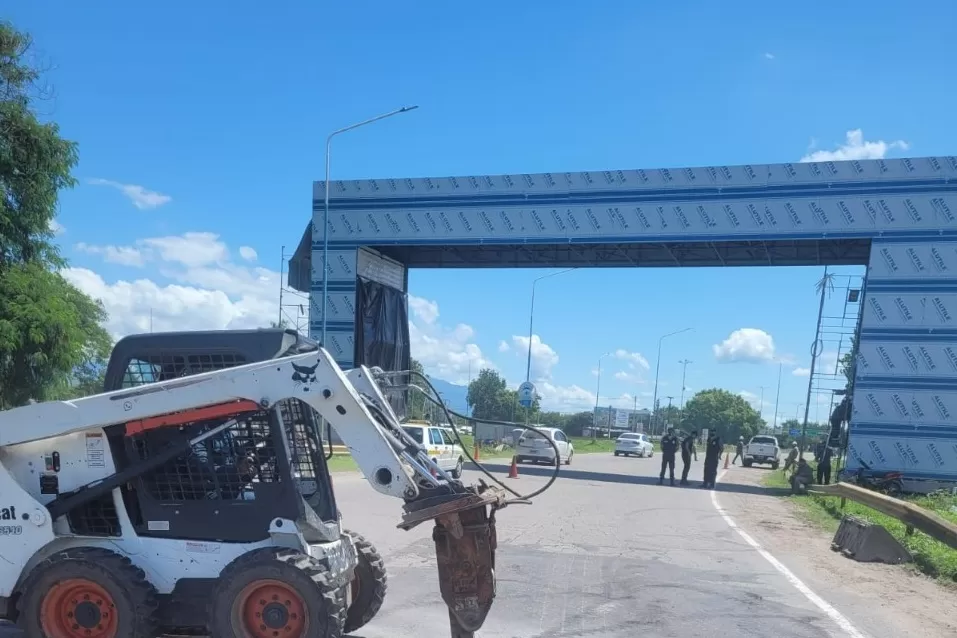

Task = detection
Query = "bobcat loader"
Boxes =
[0,329,505,637]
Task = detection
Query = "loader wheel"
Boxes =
[343,529,387,634]
[17,547,158,638]
[209,547,345,638]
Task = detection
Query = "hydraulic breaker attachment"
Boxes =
[399,483,506,637]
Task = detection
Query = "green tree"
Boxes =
[0,21,112,407]
[466,369,539,421]
[467,369,507,420]
[407,357,429,420]
[681,388,766,441]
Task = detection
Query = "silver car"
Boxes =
[614,432,654,458]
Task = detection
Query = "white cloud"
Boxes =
[407,295,493,384]
[533,381,634,413]
[613,349,650,370]
[76,242,147,267]
[792,367,811,377]
[510,334,559,380]
[239,246,258,261]
[49,219,65,235]
[88,178,172,210]
[498,340,510,353]
[64,232,281,338]
[764,52,775,60]
[713,328,776,363]
[614,370,645,384]
[408,296,439,325]
[799,129,909,163]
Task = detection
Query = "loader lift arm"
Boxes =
[0,346,504,636]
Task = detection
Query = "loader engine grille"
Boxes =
[130,411,281,502]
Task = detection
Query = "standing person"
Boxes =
[783,442,799,475]
[701,430,723,489]
[816,444,833,485]
[732,436,744,465]
[659,427,679,486]
[680,430,698,485]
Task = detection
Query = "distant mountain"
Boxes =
[428,377,469,415]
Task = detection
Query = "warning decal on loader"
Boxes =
[85,433,106,468]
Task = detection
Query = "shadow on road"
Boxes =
[467,462,791,497]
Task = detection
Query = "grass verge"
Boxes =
[326,435,625,473]
[761,466,957,583]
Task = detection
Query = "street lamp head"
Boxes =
[400,105,420,113]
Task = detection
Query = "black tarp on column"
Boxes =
[354,276,410,416]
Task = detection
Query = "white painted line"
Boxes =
[711,470,869,638]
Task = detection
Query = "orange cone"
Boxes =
[508,455,519,479]
[474,443,481,461]
[724,452,730,469]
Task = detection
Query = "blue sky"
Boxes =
[11,2,956,420]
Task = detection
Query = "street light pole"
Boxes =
[593,352,611,438]
[678,358,692,426]
[525,268,577,382]
[772,361,783,431]
[320,105,419,346]
[651,328,693,436]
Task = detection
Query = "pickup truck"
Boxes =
[743,435,780,469]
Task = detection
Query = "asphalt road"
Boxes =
[335,453,910,638]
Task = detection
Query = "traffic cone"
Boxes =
[724,452,730,469]
[474,442,481,461]
[508,455,519,479]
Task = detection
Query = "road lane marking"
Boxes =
[711,470,868,638]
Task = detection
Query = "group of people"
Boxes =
[782,437,836,494]
[658,427,723,488]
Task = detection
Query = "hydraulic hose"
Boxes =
[377,370,562,505]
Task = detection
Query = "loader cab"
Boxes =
[97,328,339,545]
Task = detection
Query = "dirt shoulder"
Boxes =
[716,465,957,638]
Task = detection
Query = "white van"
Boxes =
[402,423,466,478]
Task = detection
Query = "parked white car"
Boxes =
[614,432,655,458]
[516,427,574,465]
[402,423,466,478]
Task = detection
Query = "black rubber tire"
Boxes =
[565,452,573,466]
[614,451,620,457]
[343,530,387,634]
[208,547,345,638]
[451,458,464,479]
[16,547,159,637]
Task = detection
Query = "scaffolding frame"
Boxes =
[801,271,864,453]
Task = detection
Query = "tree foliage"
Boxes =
[466,368,539,422]
[0,21,111,406]
[681,388,765,441]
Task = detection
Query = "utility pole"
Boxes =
[772,361,783,431]
[801,267,831,455]
[757,385,767,420]
[678,359,692,426]
[666,396,674,430]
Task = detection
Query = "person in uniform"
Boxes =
[680,430,698,486]
[701,430,723,489]
[659,427,679,486]
[732,436,744,465]
[816,444,833,485]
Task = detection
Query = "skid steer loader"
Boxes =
[0,328,507,637]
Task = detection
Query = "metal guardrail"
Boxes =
[808,482,957,551]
